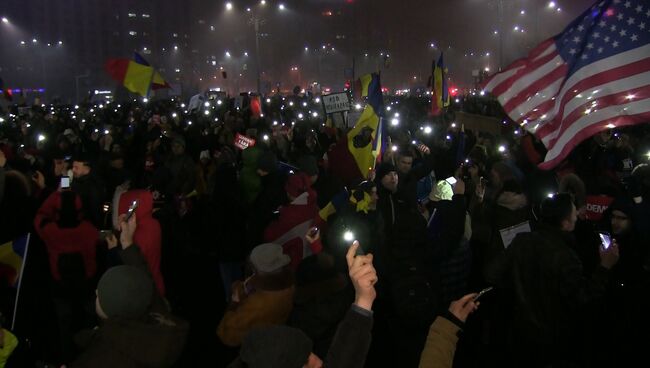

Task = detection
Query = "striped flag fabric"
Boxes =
[328,73,385,186]
[431,53,450,116]
[133,53,171,90]
[105,58,155,97]
[483,0,650,170]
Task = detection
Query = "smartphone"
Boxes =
[60,176,70,189]
[474,286,494,301]
[125,200,138,222]
[445,176,457,186]
[598,232,611,250]
[99,230,113,240]
[308,226,319,237]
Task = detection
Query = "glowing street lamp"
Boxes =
[278,4,286,11]
[226,2,233,11]
[1,17,8,24]
[548,1,556,9]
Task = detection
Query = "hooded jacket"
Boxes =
[34,191,98,281]
[117,190,165,296]
[70,314,188,368]
[264,188,320,270]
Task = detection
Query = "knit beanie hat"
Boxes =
[97,265,154,319]
[239,325,313,368]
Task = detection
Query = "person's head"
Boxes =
[297,156,319,184]
[489,161,516,190]
[396,151,414,174]
[171,136,186,156]
[72,159,91,178]
[609,197,634,236]
[559,173,587,214]
[540,193,577,232]
[249,243,291,275]
[95,265,154,320]
[53,158,66,176]
[109,153,124,170]
[631,163,650,196]
[375,163,398,193]
[237,325,320,368]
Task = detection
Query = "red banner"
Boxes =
[584,195,614,222]
[234,133,256,150]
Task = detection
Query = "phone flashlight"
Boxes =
[445,176,457,186]
[343,230,355,242]
[60,176,70,189]
[598,232,611,250]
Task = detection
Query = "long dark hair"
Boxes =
[58,191,81,228]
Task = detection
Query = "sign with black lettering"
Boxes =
[322,92,351,114]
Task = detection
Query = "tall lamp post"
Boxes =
[226,1,286,95]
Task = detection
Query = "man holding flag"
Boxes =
[483,0,650,170]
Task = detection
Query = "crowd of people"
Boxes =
[0,90,648,367]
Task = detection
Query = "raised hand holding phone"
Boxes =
[117,212,137,249]
[449,293,480,323]
[346,241,377,311]
[599,237,619,270]
[305,226,320,243]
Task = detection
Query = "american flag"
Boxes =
[484,0,650,169]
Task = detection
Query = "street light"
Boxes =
[226,2,233,11]
[278,4,286,11]
[1,17,8,24]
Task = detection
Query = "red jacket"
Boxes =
[34,191,98,281]
[118,190,165,296]
[264,190,321,270]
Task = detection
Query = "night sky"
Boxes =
[0,0,597,99]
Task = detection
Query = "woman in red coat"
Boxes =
[34,190,98,282]
[117,189,165,296]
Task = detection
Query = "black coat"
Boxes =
[486,225,611,366]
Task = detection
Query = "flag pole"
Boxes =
[11,233,30,330]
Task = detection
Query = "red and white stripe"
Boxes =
[484,40,650,170]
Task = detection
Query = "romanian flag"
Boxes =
[105,58,154,96]
[133,53,171,90]
[328,73,384,187]
[0,234,30,288]
[430,53,450,116]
